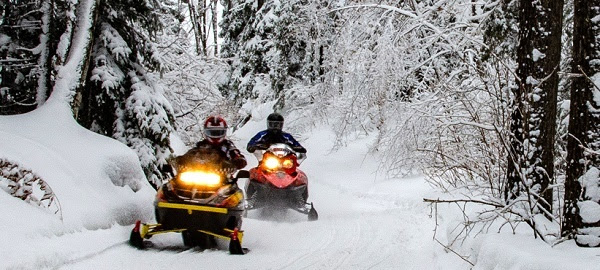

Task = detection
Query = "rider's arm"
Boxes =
[225,140,247,169]
[247,131,268,153]
[282,133,307,153]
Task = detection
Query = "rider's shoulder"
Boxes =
[222,139,236,146]
[253,130,269,138]
[281,131,297,139]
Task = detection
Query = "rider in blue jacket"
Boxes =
[247,113,307,154]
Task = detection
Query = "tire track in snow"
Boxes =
[50,241,128,270]
[260,175,424,269]
[272,217,363,270]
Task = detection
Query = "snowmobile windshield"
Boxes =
[267,143,294,157]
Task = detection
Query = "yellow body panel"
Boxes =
[139,223,243,242]
[157,201,228,214]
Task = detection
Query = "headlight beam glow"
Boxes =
[179,171,221,186]
[264,157,280,170]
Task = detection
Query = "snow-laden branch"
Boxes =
[441,121,496,131]
[330,4,442,35]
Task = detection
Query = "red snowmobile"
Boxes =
[129,146,249,254]
[245,143,318,221]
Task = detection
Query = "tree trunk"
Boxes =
[509,0,563,216]
[45,0,98,106]
[36,0,56,106]
[201,0,208,55]
[526,0,563,214]
[506,0,535,202]
[71,0,101,119]
[188,1,202,55]
[212,0,218,56]
[563,0,600,246]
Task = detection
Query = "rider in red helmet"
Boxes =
[203,116,229,144]
[189,116,247,169]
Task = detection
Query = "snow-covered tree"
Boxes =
[320,1,483,145]
[0,0,68,114]
[1,0,176,188]
[76,0,176,189]
[187,0,219,56]
[218,0,273,106]
[219,0,332,111]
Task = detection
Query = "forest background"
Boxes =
[2,0,600,259]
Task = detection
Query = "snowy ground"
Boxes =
[2,103,600,269]
[0,103,462,269]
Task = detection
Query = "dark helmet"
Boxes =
[203,116,227,144]
[267,113,284,131]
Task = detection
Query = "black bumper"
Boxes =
[154,201,243,233]
[246,180,308,209]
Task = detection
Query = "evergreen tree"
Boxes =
[219,0,330,110]
[219,0,270,106]
[269,0,331,110]
[0,0,67,114]
[76,0,175,189]
[269,0,302,109]
[481,0,519,61]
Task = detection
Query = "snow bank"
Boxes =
[468,233,600,270]
[0,101,155,235]
[433,190,600,269]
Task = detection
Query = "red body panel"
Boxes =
[249,167,308,189]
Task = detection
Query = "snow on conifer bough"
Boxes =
[129,149,250,255]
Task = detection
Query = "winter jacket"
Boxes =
[191,139,247,169]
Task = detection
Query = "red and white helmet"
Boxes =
[203,116,228,144]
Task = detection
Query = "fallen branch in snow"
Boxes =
[424,196,556,245]
[428,198,475,267]
[0,158,63,220]
[434,238,475,267]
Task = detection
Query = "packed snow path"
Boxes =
[4,131,456,269]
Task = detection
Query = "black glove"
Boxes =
[256,144,268,150]
[233,158,247,169]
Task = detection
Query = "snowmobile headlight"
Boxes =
[282,159,294,169]
[264,157,280,170]
[179,171,221,186]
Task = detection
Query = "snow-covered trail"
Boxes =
[56,132,450,269]
[3,122,464,269]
